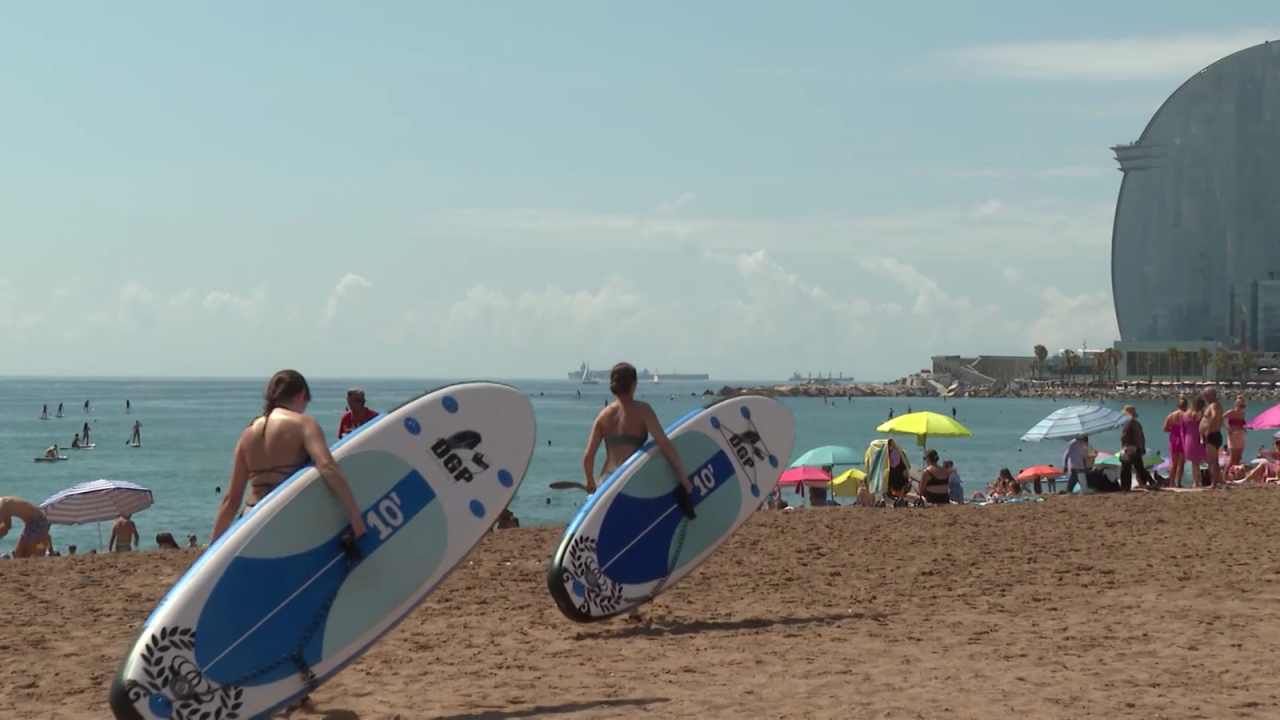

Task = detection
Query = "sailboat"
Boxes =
[580,362,599,385]
[652,369,661,384]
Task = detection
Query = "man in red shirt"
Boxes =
[338,388,379,439]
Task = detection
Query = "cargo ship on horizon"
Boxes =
[567,361,709,382]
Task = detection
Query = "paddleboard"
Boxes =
[33,455,68,462]
[129,442,141,448]
[70,444,96,451]
[109,381,536,720]
[547,395,794,623]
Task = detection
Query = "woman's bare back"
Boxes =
[595,400,651,473]
[241,409,312,504]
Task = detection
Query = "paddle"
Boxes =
[549,481,591,492]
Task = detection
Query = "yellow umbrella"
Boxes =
[829,467,868,497]
[876,411,973,448]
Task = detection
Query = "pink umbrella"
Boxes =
[778,466,832,493]
[1248,403,1280,429]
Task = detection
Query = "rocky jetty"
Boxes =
[714,381,1280,402]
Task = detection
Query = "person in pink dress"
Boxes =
[1163,397,1187,489]
[1181,396,1207,488]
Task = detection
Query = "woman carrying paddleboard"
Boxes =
[582,363,696,518]
[211,369,368,543]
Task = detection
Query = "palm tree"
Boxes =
[1106,348,1123,384]
[1063,349,1079,384]
[1214,348,1231,380]
[1198,348,1212,381]
[1241,350,1258,380]
[1033,344,1048,380]
[1094,351,1110,384]
[1168,347,1183,383]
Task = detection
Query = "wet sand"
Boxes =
[4,488,1280,719]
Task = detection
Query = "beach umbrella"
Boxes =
[778,466,832,486]
[876,411,972,448]
[789,444,862,468]
[1016,465,1064,481]
[1246,402,1280,429]
[1021,405,1130,442]
[830,467,868,497]
[39,479,154,550]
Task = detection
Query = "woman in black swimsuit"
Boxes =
[919,450,952,505]
[210,369,367,543]
[582,363,696,517]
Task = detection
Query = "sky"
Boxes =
[1,2,1275,380]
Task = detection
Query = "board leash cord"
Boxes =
[137,535,362,707]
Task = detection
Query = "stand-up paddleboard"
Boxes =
[34,455,68,462]
[547,395,794,622]
[109,381,536,720]
[70,444,96,451]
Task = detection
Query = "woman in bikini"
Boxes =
[581,363,696,517]
[1182,396,1207,487]
[1163,397,1187,489]
[918,450,952,505]
[1225,395,1249,468]
[211,369,367,543]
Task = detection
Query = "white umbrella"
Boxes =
[40,479,154,550]
[1021,405,1130,442]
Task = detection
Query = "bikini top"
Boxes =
[604,431,648,450]
[1228,417,1247,428]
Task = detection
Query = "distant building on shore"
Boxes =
[1111,40,1280,350]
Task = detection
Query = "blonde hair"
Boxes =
[1122,405,1137,417]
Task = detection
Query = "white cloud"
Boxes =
[416,197,1115,262]
[321,273,372,327]
[654,192,697,214]
[941,30,1279,82]
[923,166,1114,180]
[203,288,266,317]
[379,248,1110,379]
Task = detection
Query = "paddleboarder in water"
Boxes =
[581,362,696,518]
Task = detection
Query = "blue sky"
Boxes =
[1,3,1275,380]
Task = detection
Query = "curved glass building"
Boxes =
[1111,40,1280,349]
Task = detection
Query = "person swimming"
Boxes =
[211,369,368,543]
[582,362,695,518]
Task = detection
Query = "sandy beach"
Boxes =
[5,489,1280,720]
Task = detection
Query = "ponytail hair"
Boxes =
[609,363,638,396]
[257,369,312,433]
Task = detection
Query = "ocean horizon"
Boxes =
[4,376,1273,556]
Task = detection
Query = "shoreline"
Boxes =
[711,382,1280,401]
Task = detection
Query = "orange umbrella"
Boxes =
[1016,465,1064,481]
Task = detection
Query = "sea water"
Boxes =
[2,377,1273,554]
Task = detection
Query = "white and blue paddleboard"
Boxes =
[547,395,794,622]
[109,381,536,720]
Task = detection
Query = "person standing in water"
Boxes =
[337,388,379,440]
[211,369,367,542]
[127,420,140,446]
[581,363,696,517]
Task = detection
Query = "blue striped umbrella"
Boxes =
[39,479,154,549]
[1021,405,1130,442]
